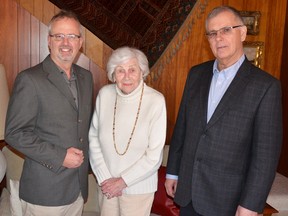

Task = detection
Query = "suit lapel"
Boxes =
[75,67,85,112]
[199,66,213,128]
[42,56,78,111]
[206,59,252,129]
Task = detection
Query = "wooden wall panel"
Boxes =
[85,30,104,68]
[30,16,40,66]
[0,0,18,92]
[20,0,33,12]
[18,8,31,72]
[33,0,44,21]
[278,3,288,177]
[89,62,110,101]
[39,23,49,62]
[42,0,58,24]
[225,0,286,78]
[264,0,286,78]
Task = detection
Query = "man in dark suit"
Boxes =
[165,6,282,216]
[5,10,93,216]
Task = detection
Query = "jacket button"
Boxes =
[79,138,83,143]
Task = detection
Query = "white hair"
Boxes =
[106,46,150,82]
[205,6,244,30]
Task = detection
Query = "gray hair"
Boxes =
[48,10,83,35]
[107,46,150,82]
[205,6,244,30]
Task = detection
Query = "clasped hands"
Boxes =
[101,177,127,199]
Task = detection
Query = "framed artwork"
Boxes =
[240,11,261,35]
[243,41,264,68]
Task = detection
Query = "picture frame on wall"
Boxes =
[243,41,264,68]
[239,11,261,35]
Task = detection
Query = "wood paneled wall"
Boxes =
[1,0,287,175]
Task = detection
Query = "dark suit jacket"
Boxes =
[5,55,93,206]
[166,59,282,216]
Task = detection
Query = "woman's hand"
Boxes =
[101,177,127,199]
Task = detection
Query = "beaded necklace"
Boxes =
[112,82,144,156]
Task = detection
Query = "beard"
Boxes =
[57,45,75,62]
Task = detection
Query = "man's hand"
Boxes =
[62,147,84,168]
[101,177,127,199]
[165,178,178,198]
[235,205,258,216]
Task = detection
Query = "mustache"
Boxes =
[59,45,72,49]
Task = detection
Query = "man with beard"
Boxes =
[5,10,93,216]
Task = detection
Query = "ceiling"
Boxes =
[49,0,196,67]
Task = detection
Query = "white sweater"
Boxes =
[89,80,167,194]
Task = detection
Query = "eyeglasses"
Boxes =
[206,25,244,40]
[49,33,81,41]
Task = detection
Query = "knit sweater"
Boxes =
[89,80,167,194]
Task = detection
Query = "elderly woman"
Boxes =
[89,46,167,216]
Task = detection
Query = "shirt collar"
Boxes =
[57,66,76,81]
[213,54,245,79]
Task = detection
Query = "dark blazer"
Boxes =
[166,58,282,216]
[5,55,93,206]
